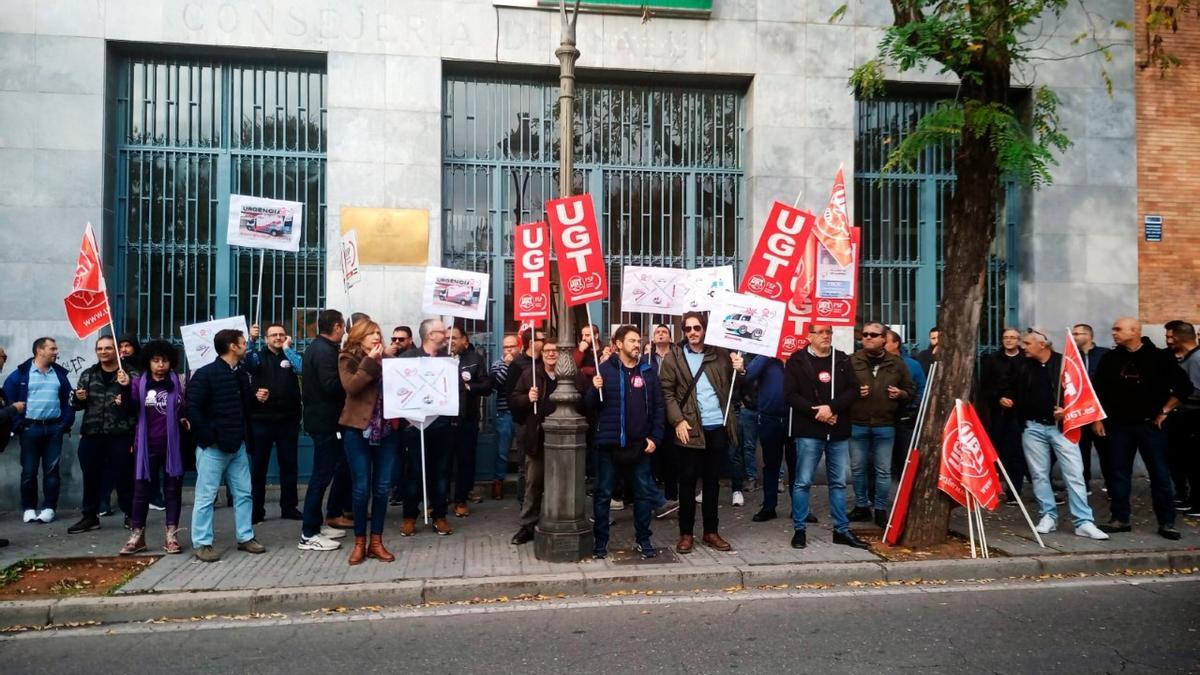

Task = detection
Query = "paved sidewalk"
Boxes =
[2,478,1195,595]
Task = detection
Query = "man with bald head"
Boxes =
[1092,318,1194,540]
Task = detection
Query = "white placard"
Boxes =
[621,266,688,314]
[705,290,785,358]
[832,326,856,356]
[180,316,249,371]
[421,266,490,321]
[682,265,735,312]
[226,194,304,253]
[382,357,460,426]
[341,229,362,291]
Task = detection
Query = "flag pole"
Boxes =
[883,361,937,541]
[420,425,430,525]
[966,492,977,559]
[994,460,1046,547]
[975,495,990,558]
[586,303,602,401]
[255,249,266,330]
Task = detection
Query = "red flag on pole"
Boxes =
[513,222,551,323]
[938,399,1002,510]
[738,201,815,302]
[1060,330,1108,443]
[63,223,113,340]
[546,195,608,306]
[814,166,855,267]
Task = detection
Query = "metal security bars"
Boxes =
[854,96,1018,353]
[442,75,745,357]
[112,54,327,347]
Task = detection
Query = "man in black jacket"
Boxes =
[297,310,351,552]
[186,328,265,561]
[784,324,868,550]
[449,326,494,517]
[1093,318,1194,540]
[245,323,304,524]
[980,327,1026,503]
[508,336,560,546]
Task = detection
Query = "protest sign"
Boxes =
[382,357,460,424]
[514,223,551,322]
[180,316,249,371]
[421,266,490,321]
[621,266,688,314]
[227,194,304,253]
[547,194,608,306]
[808,227,861,326]
[681,266,735,312]
[739,202,816,302]
[341,229,362,291]
[706,290,786,359]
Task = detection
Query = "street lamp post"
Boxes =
[534,0,593,562]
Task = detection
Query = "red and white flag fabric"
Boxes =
[738,201,815,302]
[546,195,608,306]
[938,399,1002,510]
[815,167,855,267]
[1060,330,1107,443]
[513,222,551,322]
[63,222,113,339]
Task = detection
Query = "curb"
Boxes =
[2,550,1196,630]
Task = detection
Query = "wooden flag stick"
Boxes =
[420,426,430,525]
[966,494,977,559]
[994,459,1046,548]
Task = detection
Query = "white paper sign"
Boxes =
[682,266,735,312]
[421,266,490,321]
[226,194,304,253]
[180,316,249,371]
[705,290,785,358]
[382,357,460,425]
[341,229,362,291]
[621,266,688,314]
[832,326,856,356]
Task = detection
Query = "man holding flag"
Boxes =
[1003,328,1108,540]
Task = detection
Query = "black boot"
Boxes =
[833,530,870,549]
[790,530,807,549]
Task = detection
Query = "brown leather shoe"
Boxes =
[367,534,395,562]
[400,518,417,537]
[326,515,354,529]
[454,503,470,518]
[492,479,504,500]
[348,535,367,566]
[702,533,732,551]
[433,518,453,536]
[675,534,695,554]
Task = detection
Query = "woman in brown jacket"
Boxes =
[338,320,401,565]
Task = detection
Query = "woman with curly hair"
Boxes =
[120,340,189,555]
[339,319,402,565]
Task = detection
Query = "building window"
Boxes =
[442,75,745,356]
[111,53,327,347]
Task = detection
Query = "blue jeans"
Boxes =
[792,437,850,532]
[1021,421,1094,527]
[191,444,255,547]
[493,412,513,480]
[302,431,347,539]
[757,414,792,511]
[1107,420,1176,526]
[850,424,896,511]
[593,448,654,553]
[342,427,400,536]
[733,407,760,491]
[18,422,65,511]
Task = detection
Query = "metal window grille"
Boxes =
[112,54,327,347]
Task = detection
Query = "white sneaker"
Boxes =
[1075,522,1110,540]
[610,499,625,511]
[1034,514,1057,534]
[731,491,745,507]
[695,491,703,503]
[37,508,56,523]
[297,534,341,551]
[319,525,346,540]
[23,509,37,523]
[148,503,166,511]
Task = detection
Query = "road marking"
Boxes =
[3,574,1195,641]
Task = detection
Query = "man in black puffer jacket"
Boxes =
[186,328,265,562]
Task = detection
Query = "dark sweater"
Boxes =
[1005,353,1062,424]
[509,366,557,456]
[784,349,857,440]
[301,335,345,435]
[186,357,253,452]
[743,355,786,417]
[1094,338,1194,423]
[585,356,665,449]
[455,346,494,422]
[245,344,301,422]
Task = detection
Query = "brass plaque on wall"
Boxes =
[340,207,429,265]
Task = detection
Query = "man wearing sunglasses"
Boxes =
[848,323,916,528]
[1004,328,1109,540]
[390,326,413,356]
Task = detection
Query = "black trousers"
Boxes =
[678,428,726,536]
[78,433,134,518]
[1078,426,1112,489]
[652,437,679,501]
[249,419,300,519]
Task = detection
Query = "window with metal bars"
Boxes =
[111,53,327,349]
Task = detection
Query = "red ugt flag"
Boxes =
[1060,330,1107,443]
[63,223,112,339]
[739,202,815,302]
[513,222,551,322]
[814,167,855,267]
[546,195,608,306]
[938,399,1002,510]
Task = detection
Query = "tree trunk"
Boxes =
[900,62,1008,547]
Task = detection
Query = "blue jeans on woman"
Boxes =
[850,424,896,511]
[342,427,400,537]
[792,437,850,533]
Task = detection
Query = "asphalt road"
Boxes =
[3,576,1198,674]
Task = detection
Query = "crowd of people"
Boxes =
[0,310,1194,557]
